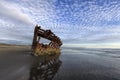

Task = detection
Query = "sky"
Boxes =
[0,0,120,48]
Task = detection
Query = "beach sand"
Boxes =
[0,44,120,80]
[0,44,32,80]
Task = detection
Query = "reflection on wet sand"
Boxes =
[29,53,62,80]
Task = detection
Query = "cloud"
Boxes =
[0,0,57,45]
[0,0,120,48]
[55,0,120,26]
[0,0,35,25]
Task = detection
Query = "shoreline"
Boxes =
[0,44,31,52]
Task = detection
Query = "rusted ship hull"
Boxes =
[34,43,61,56]
[31,25,62,56]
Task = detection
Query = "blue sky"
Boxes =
[0,0,120,48]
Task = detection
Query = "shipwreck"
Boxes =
[31,25,62,56]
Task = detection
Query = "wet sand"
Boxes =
[0,45,33,80]
[0,45,120,80]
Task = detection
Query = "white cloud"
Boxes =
[0,0,35,25]
[0,0,120,47]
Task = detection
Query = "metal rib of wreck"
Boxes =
[31,25,62,56]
